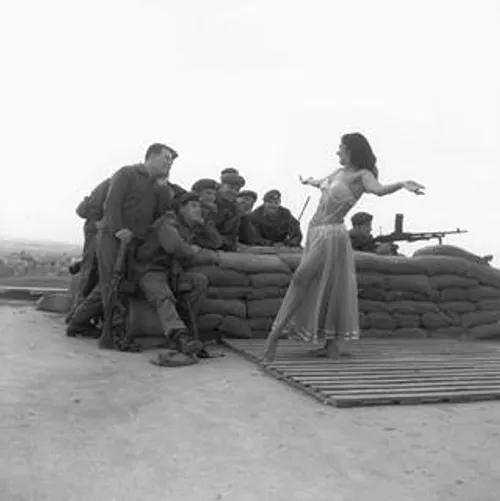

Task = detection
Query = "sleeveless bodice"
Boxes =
[309,171,362,228]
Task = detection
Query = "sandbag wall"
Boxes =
[189,249,301,340]
[191,248,500,340]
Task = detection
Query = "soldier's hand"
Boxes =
[190,244,202,254]
[115,228,134,243]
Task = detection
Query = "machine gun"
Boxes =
[374,213,468,246]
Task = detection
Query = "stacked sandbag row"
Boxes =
[190,251,301,339]
[355,249,500,340]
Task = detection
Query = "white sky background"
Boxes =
[0,0,498,259]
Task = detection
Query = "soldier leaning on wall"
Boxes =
[349,211,399,255]
[236,190,259,245]
[249,190,303,247]
[135,192,217,366]
[191,178,223,250]
[214,169,246,251]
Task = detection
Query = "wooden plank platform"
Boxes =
[223,338,500,408]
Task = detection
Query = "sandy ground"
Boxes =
[1,301,499,501]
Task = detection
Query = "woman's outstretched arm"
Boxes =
[361,170,425,197]
[299,175,323,188]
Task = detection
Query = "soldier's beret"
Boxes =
[220,172,246,188]
[220,167,239,176]
[177,192,200,207]
[351,211,373,226]
[238,190,258,201]
[191,178,219,193]
[263,189,281,202]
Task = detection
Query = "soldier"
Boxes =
[66,178,111,322]
[191,178,223,250]
[250,189,303,247]
[236,190,259,245]
[156,175,187,213]
[349,212,398,255]
[67,143,178,345]
[214,170,246,251]
[135,192,214,366]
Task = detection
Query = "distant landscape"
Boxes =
[0,236,81,289]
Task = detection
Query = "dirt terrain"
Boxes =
[1,301,499,501]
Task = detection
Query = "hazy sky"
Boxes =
[1,0,498,259]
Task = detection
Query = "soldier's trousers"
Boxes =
[139,271,207,337]
[68,230,119,328]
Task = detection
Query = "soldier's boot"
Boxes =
[169,328,204,357]
[66,288,103,338]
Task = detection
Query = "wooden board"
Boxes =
[223,338,500,407]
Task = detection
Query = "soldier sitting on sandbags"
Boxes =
[214,168,246,251]
[134,192,218,366]
[235,190,260,245]
[249,189,303,247]
[191,178,223,250]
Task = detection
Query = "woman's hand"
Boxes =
[403,180,425,195]
[299,175,313,185]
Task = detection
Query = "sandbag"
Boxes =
[421,312,452,329]
[429,275,479,290]
[461,310,500,328]
[366,312,396,330]
[358,299,391,313]
[198,313,223,331]
[469,286,500,302]
[207,286,251,299]
[361,329,393,338]
[199,298,246,318]
[127,298,163,337]
[477,299,500,311]
[358,312,370,329]
[469,323,500,339]
[188,266,249,287]
[438,301,476,314]
[386,290,436,302]
[249,273,291,288]
[465,267,500,289]
[393,313,421,328]
[219,252,291,274]
[413,255,471,276]
[383,275,433,296]
[278,253,302,271]
[390,301,439,314]
[219,315,253,339]
[356,272,386,289]
[432,326,467,338]
[414,245,488,265]
[355,253,429,275]
[248,317,274,331]
[440,289,471,301]
[36,293,73,314]
[245,286,284,300]
[357,288,388,301]
[392,328,428,338]
[247,298,282,318]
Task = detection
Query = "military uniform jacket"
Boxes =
[250,205,302,246]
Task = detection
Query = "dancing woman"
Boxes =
[263,132,425,362]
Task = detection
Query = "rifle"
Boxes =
[98,239,130,349]
[374,213,468,246]
[298,195,311,223]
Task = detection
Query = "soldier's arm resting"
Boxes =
[285,216,303,246]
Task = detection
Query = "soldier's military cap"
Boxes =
[177,192,200,207]
[351,211,373,226]
[263,189,281,202]
[220,167,239,176]
[238,190,258,201]
[191,178,219,193]
[220,172,246,188]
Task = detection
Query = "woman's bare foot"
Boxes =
[262,342,277,362]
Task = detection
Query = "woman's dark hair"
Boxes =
[341,133,378,178]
